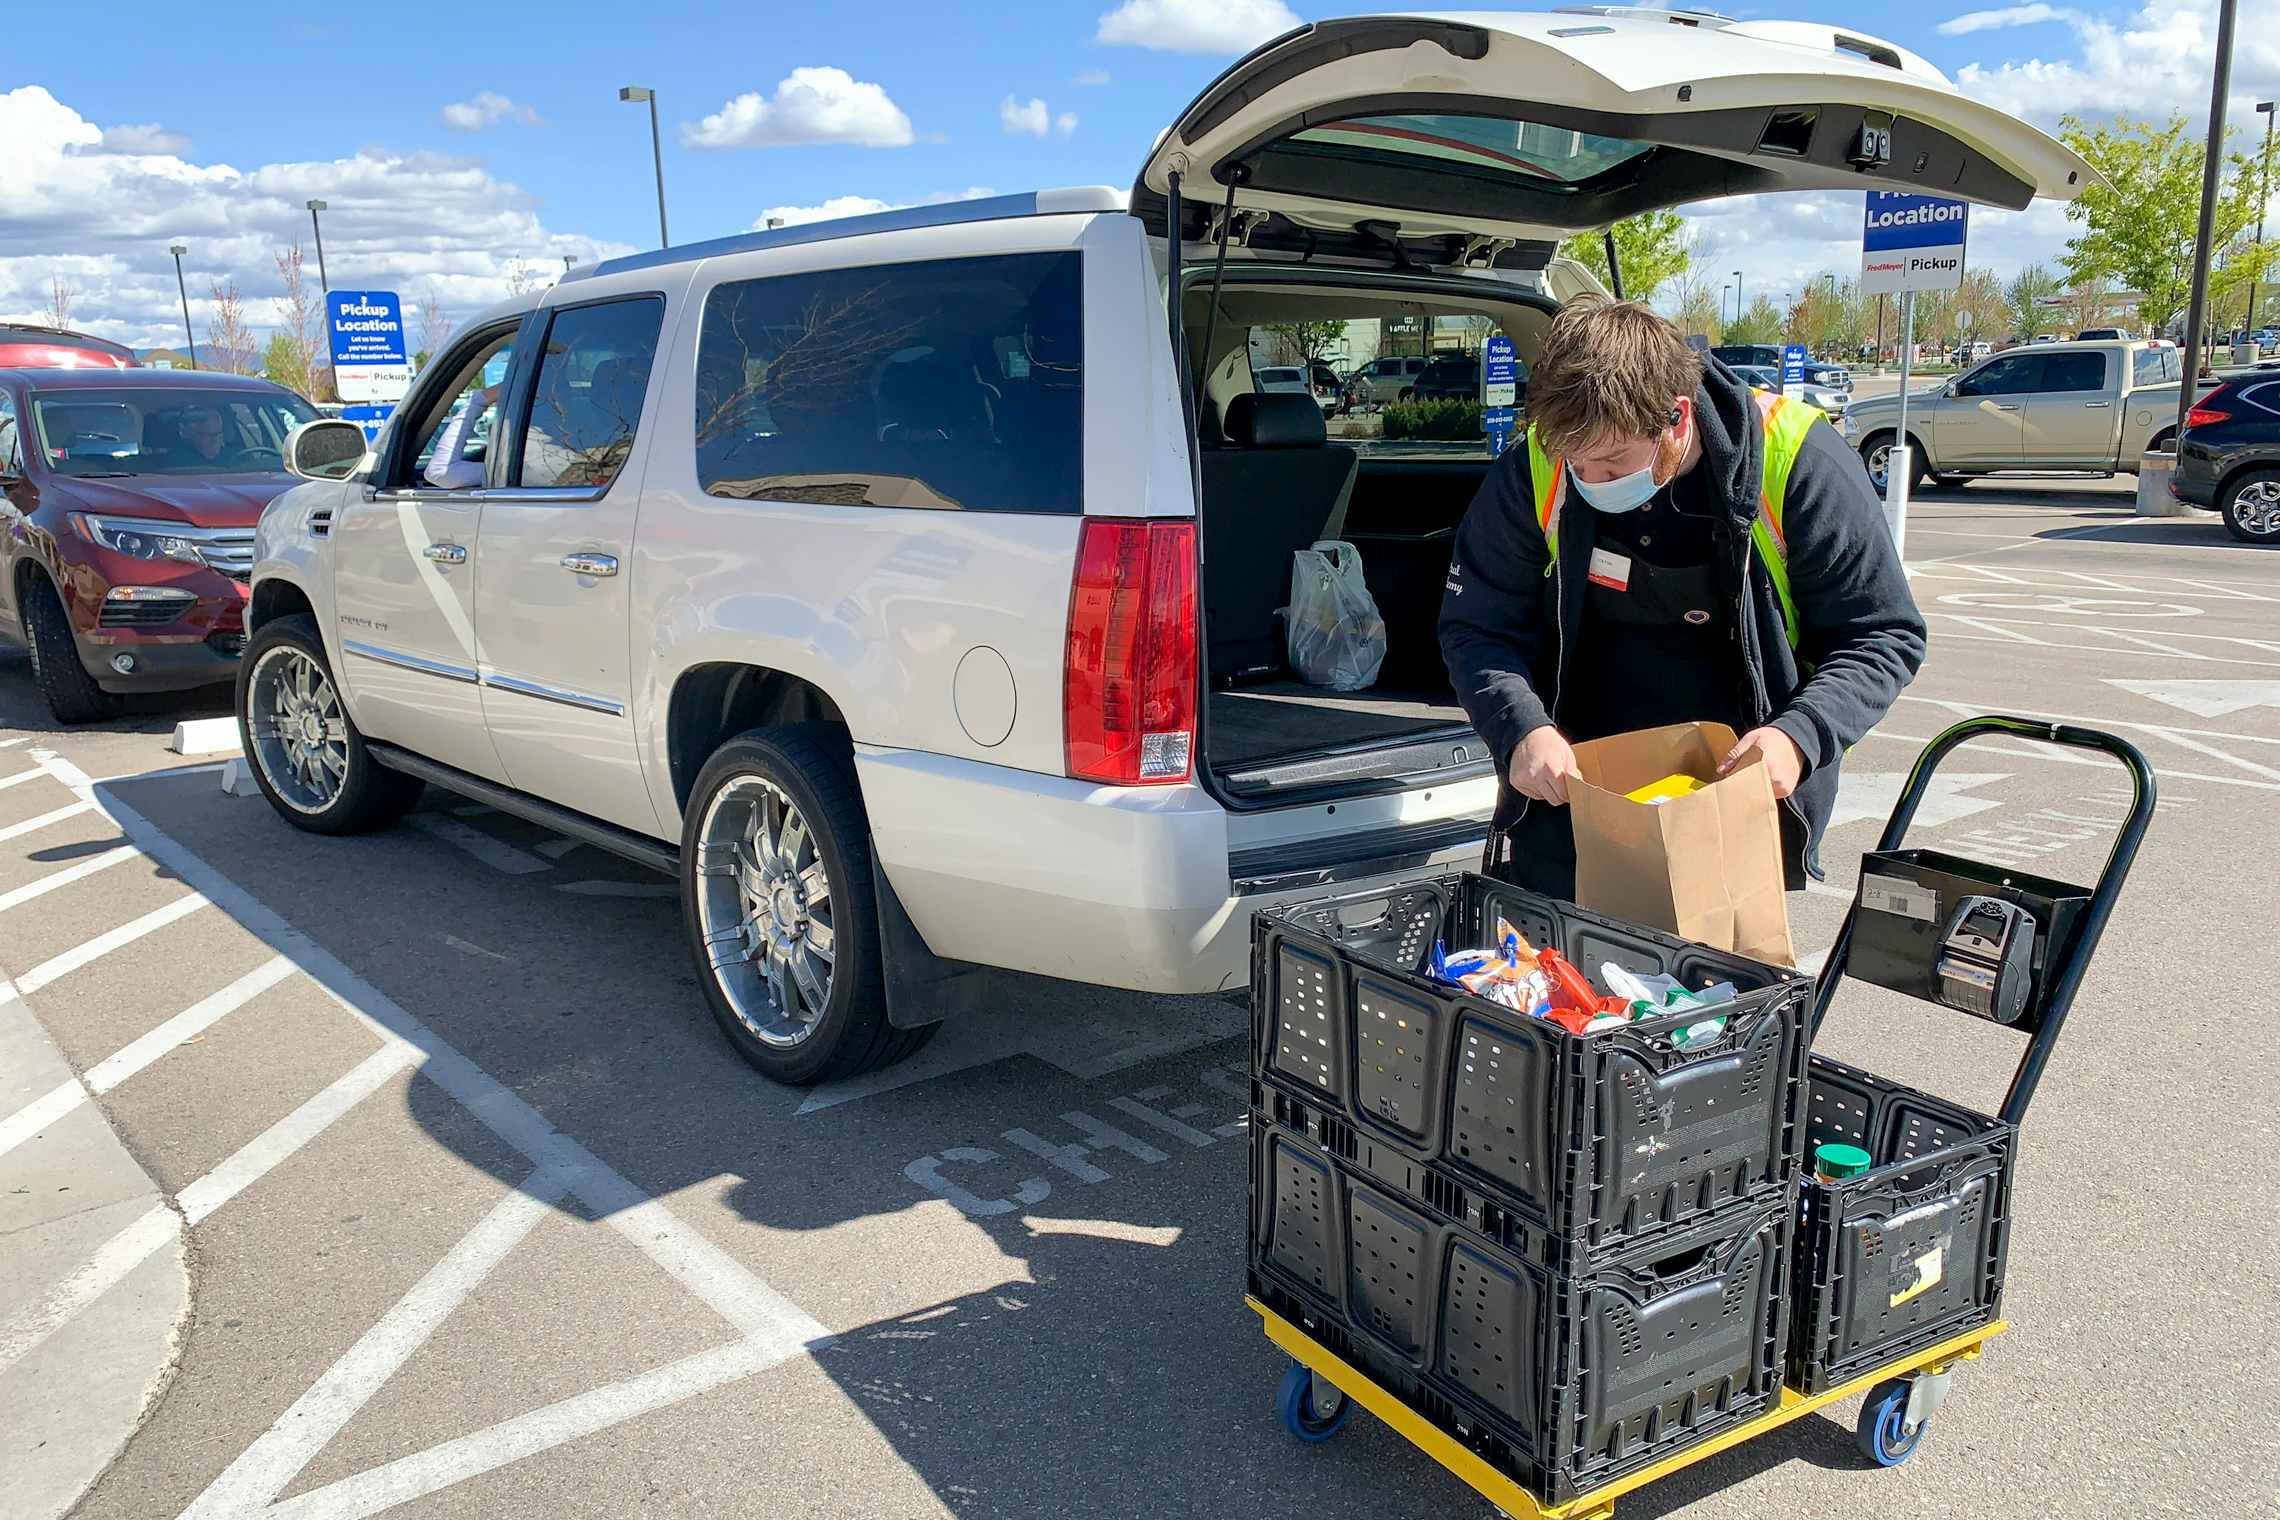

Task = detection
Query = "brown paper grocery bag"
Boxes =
[1567,722,1796,966]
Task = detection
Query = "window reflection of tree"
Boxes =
[527,344,652,490]
[696,280,926,503]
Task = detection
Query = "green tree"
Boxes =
[1559,211,1692,302]
[1726,294,1784,345]
[2007,264,2061,341]
[1664,269,1723,343]
[2059,113,2260,335]
[1264,319,1348,369]
[261,332,305,392]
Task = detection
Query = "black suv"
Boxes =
[2174,370,2280,544]
[1412,354,1481,402]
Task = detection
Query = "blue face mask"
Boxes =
[1569,405,1690,514]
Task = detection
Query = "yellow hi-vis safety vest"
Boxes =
[1524,389,1814,649]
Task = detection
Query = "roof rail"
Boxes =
[562,186,1127,284]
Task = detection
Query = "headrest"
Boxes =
[1224,390,1326,449]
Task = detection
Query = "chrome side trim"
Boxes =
[341,638,479,684]
[480,669,625,717]
[473,486,610,506]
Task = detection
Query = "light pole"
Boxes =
[168,243,198,369]
[305,200,330,297]
[1732,269,1744,329]
[1720,285,1730,334]
[619,86,669,248]
[2247,100,2275,337]
[2175,0,2238,430]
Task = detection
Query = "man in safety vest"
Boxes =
[1440,298,1925,898]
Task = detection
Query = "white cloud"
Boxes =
[439,91,545,131]
[1095,0,1301,55]
[0,85,628,351]
[1950,0,2280,127]
[1073,69,1112,86]
[683,66,914,150]
[1056,111,1080,137]
[1937,4,2080,35]
[751,186,996,231]
[99,123,191,154]
[1001,96,1051,137]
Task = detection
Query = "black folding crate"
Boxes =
[1250,1093,1792,1506]
[1785,1054,2016,1394]
[1252,871,1811,1266]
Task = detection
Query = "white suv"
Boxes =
[242,10,2087,1085]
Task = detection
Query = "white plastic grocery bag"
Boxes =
[1285,540,1387,692]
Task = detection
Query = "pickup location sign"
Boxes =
[1861,192,1968,295]
[326,290,412,403]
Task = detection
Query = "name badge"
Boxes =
[1587,547,1631,592]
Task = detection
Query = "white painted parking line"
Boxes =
[181,1169,571,1520]
[408,813,550,875]
[180,1044,421,1226]
[12,892,209,997]
[0,958,299,1164]
[0,844,137,915]
[1924,613,2280,669]
[2107,678,2280,719]
[0,800,93,843]
[0,766,55,792]
[0,1203,177,1377]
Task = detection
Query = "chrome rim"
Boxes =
[246,645,347,814]
[1865,441,1892,492]
[694,775,835,1047]
[2233,478,2280,537]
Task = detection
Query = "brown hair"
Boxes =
[1526,295,1703,455]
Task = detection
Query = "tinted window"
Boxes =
[1281,114,1652,188]
[695,252,1082,513]
[519,297,665,490]
[30,388,315,477]
[0,392,18,475]
[1956,355,2041,398]
[2042,352,2106,393]
[2132,347,2182,385]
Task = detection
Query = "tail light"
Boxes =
[2185,392,2231,430]
[1064,518,1197,785]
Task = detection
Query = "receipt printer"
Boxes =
[1933,896,2037,1024]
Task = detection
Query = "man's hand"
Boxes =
[1719,726,1804,799]
[1509,726,1583,806]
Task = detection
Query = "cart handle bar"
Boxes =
[1809,715,2155,1126]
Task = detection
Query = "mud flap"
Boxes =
[871,846,1000,1029]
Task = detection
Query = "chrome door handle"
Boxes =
[423,542,468,564]
[2083,401,2112,408]
[561,552,619,578]
[1992,403,2022,411]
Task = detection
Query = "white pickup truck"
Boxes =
[1850,339,2201,491]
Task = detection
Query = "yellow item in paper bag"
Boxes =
[1625,773,1707,806]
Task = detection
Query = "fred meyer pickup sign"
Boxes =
[326,290,412,404]
[1860,192,1968,296]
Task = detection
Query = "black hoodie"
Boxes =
[1438,358,1927,885]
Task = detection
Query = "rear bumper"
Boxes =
[2171,441,2224,506]
[855,746,1482,994]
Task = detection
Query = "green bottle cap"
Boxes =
[1814,1143,1872,1180]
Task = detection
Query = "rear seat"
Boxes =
[1200,392,1358,681]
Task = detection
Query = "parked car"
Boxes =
[238,9,2090,1086]
[2074,327,2131,341]
[1253,365,1311,398]
[0,368,315,721]
[1349,354,1429,404]
[1709,344,1850,391]
[0,324,138,371]
[2173,372,2280,544]
[1730,364,1852,432]
[1412,353,1482,401]
[1848,340,2211,491]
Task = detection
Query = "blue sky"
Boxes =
[3,0,2272,347]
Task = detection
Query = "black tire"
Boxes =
[679,723,937,1085]
[234,614,423,834]
[2219,466,2280,545]
[20,572,119,725]
[1398,387,1416,403]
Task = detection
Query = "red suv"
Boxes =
[1,368,316,722]
[0,324,139,371]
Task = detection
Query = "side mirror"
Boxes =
[286,418,370,482]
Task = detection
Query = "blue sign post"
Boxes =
[1861,191,1969,558]
[1480,334,1519,457]
[1779,343,1808,398]
[325,290,411,404]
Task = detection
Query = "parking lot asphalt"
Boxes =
[1,479,2274,1520]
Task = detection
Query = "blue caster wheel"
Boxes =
[1857,1377,1928,1466]
[1278,1362,1352,1442]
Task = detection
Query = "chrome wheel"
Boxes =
[693,775,836,1047]
[2232,477,2280,537]
[246,645,348,814]
[1864,439,1893,492]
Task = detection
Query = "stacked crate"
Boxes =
[1247,872,1812,1506]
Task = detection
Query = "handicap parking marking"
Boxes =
[14,750,836,1518]
[1826,771,2011,832]
[2105,678,2280,721]
[1934,591,2204,619]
